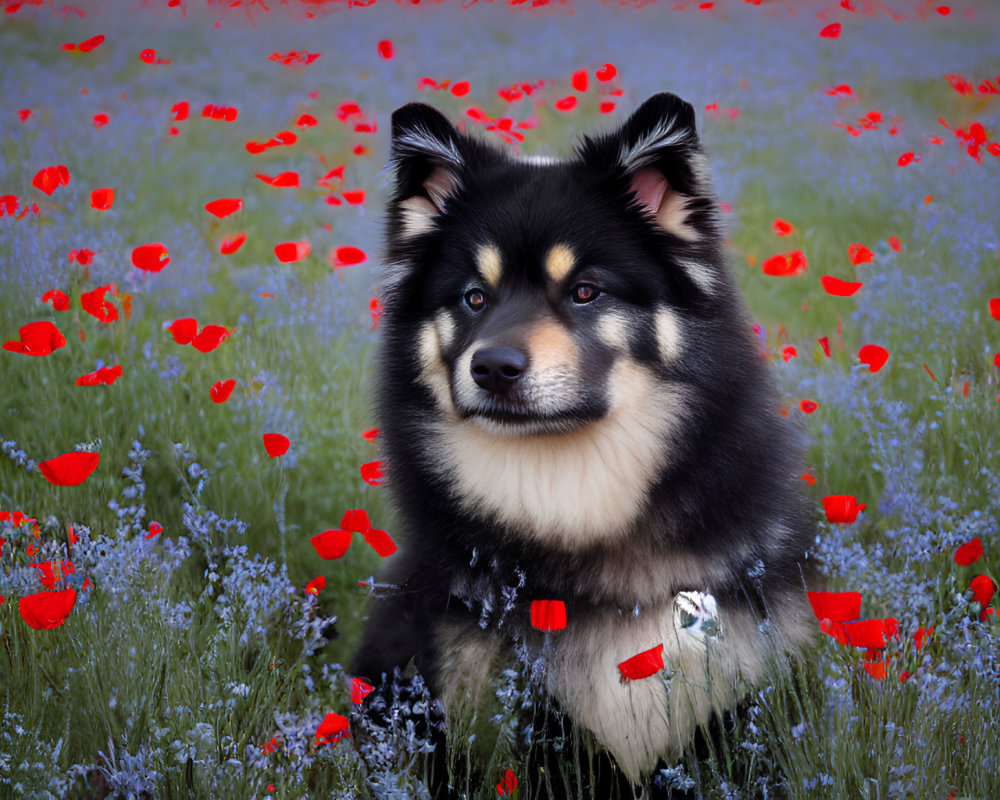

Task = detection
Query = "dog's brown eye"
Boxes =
[571,284,600,304]
[465,288,487,311]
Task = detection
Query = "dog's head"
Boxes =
[381,94,732,437]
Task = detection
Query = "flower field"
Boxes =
[1,1,998,798]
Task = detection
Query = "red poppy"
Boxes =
[314,712,351,745]
[843,618,898,650]
[341,509,372,534]
[799,399,818,414]
[220,232,246,255]
[4,320,67,356]
[255,171,299,188]
[39,451,99,486]
[954,537,983,566]
[496,769,518,797]
[80,284,118,323]
[275,241,310,263]
[204,198,242,218]
[351,677,375,704]
[297,113,318,127]
[131,242,170,272]
[530,600,567,631]
[969,574,996,620]
[858,344,889,373]
[888,236,901,252]
[572,70,589,92]
[210,379,236,403]
[819,23,841,38]
[773,218,795,236]
[451,81,470,97]
[913,625,933,650]
[42,289,69,311]
[76,364,122,386]
[262,433,290,457]
[361,428,379,442]
[19,587,76,629]
[761,250,807,276]
[821,275,863,297]
[168,317,198,345]
[331,246,366,267]
[32,165,70,195]
[377,40,394,59]
[596,64,617,81]
[360,461,383,486]
[618,644,664,682]
[145,521,163,539]
[90,188,114,210]
[555,96,577,112]
[808,590,862,644]
[990,298,1000,321]
[822,495,865,524]
[311,529,353,560]
[782,345,798,361]
[848,243,874,265]
[305,576,326,595]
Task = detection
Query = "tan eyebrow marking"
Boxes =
[544,243,576,284]
[476,243,502,288]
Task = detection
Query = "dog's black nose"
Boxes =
[470,347,527,395]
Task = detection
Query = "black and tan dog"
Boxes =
[353,93,815,798]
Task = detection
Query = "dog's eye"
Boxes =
[571,284,600,304]
[464,288,487,312]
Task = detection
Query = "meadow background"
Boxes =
[1,0,998,797]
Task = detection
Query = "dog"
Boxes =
[352,92,815,798]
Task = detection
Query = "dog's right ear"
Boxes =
[390,103,466,239]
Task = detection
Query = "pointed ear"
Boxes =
[390,103,466,240]
[580,93,717,243]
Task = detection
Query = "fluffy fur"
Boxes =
[353,93,815,798]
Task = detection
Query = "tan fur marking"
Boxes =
[526,319,579,374]
[433,360,688,548]
[416,321,454,413]
[655,307,684,362]
[424,165,460,210]
[398,196,438,239]
[657,193,700,241]
[596,312,631,350]
[475,244,503,289]
[544,243,576,284]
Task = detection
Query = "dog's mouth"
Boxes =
[456,398,603,436]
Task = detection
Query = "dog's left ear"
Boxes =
[579,93,717,242]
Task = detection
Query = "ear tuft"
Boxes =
[390,104,465,240]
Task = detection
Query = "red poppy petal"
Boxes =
[204,198,242,218]
[362,527,397,557]
[821,275,863,297]
[822,494,865,524]
[331,246,366,267]
[310,529,352,560]
[360,460,383,486]
[954,537,983,566]
[90,188,114,210]
[848,243,874,265]
[190,324,230,353]
[315,712,351,744]
[340,509,371,534]
[858,344,889,373]
[819,22,841,38]
[530,599,567,631]
[275,241,310,263]
[220,232,247,254]
[351,677,375,704]
[39,452,100,486]
[210,378,236,403]
[262,433,290,457]
[618,643,665,681]
[168,317,198,345]
[4,320,67,356]
[18,587,76,629]
[807,591,862,623]
[305,576,326,595]
[595,63,617,81]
